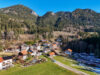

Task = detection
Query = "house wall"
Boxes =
[37,46,42,50]
[0,63,2,70]
[2,59,12,69]
[31,51,37,56]
[65,51,72,55]
[23,55,27,60]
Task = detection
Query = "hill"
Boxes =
[0,5,38,21]
[38,9,100,30]
[0,5,39,40]
[0,5,100,40]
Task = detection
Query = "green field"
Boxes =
[54,56,98,75]
[0,60,77,75]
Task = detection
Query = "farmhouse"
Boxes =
[65,49,72,55]
[49,52,55,57]
[0,56,13,70]
[52,43,58,50]
[21,50,28,60]
[37,45,43,51]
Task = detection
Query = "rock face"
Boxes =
[31,11,38,16]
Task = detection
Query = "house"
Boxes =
[21,50,28,55]
[65,49,72,55]
[27,49,33,54]
[27,49,37,56]
[56,38,62,42]
[41,39,47,42]
[20,44,29,51]
[37,45,43,51]
[44,49,50,53]
[31,51,37,56]
[21,50,28,60]
[0,57,3,70]
[49,52,55,57]
[0,56,13,70]
[43,47,51,53]
[52,43,58,50]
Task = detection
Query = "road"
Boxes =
[54,60,89,75]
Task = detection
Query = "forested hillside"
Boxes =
[37,9,100,30]
[0,5,100,40]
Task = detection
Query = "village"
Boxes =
[0,38,62,70]
[0,38,100,75]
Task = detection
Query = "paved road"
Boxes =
[54,60,89,75]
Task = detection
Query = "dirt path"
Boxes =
[54,60,89,75]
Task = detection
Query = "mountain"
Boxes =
[1,5,100,28]
[38,9,100,30]
[0,5,100,40]
[0,5,39,40]
[37,12,58,27]
[0,5,38,22]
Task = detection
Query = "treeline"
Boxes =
[65,33,100,58]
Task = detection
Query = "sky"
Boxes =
[0,0,100,16]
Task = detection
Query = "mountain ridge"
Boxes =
[0,4,100,31]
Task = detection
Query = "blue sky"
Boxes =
[0,0,100,16]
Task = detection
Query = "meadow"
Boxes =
[0,59,77,75]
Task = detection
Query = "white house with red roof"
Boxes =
[0,56,13,70]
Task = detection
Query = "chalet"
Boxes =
[43,46,51,53]
[21,44,30,51]
[52,43,58,50]
[65,49,72,55]
[21,50,28,60]
[41,39,47,42]
[0,57,3,70]
[37,52,42,56]
[44,49,51,53]
[49,52,55,57]
[31,51,37,56]
[27,49,37,56]
[37,45,43,51]
[0,56,13,70]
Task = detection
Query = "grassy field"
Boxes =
[54,56,98,75]
[0,59,77,75]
